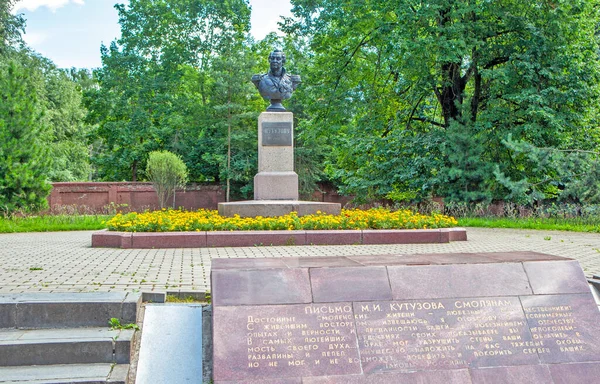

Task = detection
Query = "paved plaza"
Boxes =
[1,228,599,294]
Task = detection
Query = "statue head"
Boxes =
[268,49,286,73]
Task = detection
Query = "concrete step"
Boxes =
[135,304,204,384]
[0,292,141,329]
[0,363,128,383]
[0,328,134,366]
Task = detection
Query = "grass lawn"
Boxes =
[458,217,600,233]
[0,215,109,233]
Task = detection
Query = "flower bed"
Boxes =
[105,208,458,232]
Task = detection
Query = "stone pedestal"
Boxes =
[218,112,341,217]
[254,112,298,200]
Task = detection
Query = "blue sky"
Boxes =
[12,0,292,69]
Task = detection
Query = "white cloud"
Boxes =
[22,31,48,47]
[13,0,84,13]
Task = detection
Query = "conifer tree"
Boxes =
[0,61,51,213]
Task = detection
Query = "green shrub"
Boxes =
[146,151,188,209]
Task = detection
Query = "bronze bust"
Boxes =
[252,49,301,111]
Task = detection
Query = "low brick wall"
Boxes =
[48,182,225,213]
[92,228,468,249]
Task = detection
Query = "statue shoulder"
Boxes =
[251,74,264,87]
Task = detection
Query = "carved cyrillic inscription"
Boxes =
[353,298,538,373]
[213,304,361,380]
[521,294,600,363]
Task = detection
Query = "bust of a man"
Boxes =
[252,49,301,111]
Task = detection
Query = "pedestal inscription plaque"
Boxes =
[262,122,293,146]
[212,253,600,383]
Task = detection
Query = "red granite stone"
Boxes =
[388,263,532,299]
[520,294,600,364]
[485,252,569,263]
[469,365,553,384]
[306,230,362,245]
[216,379,301,384]
[211,258,289,270]
[282,257,362,268]
[91,231,132,248]
[409,253,500,264]
[207,230,306,247]
[348,254,424,266]
[362,229,446,244]
[353,297,537,374]
[302,370,472,383]
[211,268,312,306]
[549,362,600,384]
[444,228,468,242]
[310,267,392,303]
[130,232,207,248]
[213,304,361,381]
[523,260,590,294]
[350,253,496,266]
[209,253,600,382]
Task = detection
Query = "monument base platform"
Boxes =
[218,200,341,218]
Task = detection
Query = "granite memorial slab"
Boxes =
[520,293,600,363]
[387,263,533,299]
[213,303,361,381]
[548,361,600,384]
[311,267,392,303]
[212,252,600,383]
[469,365,554,384]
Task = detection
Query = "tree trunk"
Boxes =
[439,62,464,127]
[131,160,137,182]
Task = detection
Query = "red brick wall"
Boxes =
[48,182,225,213]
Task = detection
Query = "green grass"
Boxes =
[0,215,110,233]
[458,217,600,233]
[165,293,210,303]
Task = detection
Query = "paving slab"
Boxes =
[135,304,203,384]
[2,228,600,294]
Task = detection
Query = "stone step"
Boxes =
[589,278,600,291]
[0,327,134,366]
[0,363,128,383]
[0,292,141,329]
[135,304,204,384]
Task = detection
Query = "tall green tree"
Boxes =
[209,40,261,201]
[88,0,252,183]
[284,0,600,204]
[0,0,25,55]
[2,3,91,185]
[0,61,51,213]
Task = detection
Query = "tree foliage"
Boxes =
[0,0,25,54]
[0,61,51,213]
[283,0,600,204]
[87,0,255,189]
